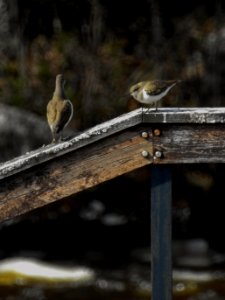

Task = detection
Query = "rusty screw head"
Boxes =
[153,129,161,136]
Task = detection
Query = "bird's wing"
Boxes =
[47,100,57,124]
[145,81,172,96]
[55,100,73,134]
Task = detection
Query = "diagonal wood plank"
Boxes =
[0,127,153,222]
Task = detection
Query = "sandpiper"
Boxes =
[47,74,73,143]
[129,79,181,111]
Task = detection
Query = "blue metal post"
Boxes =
[151,165,172,300]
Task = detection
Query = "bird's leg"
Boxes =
[155,102,158,112]
[51,132,57,144]
[146,105,151,113]
[59,132,64,142]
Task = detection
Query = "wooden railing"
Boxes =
[1,107,225,299]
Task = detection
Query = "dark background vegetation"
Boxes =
[3,0,225,129]
[1,0,225,270]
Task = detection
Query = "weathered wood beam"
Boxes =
[143,107,225,123]
[152,124,225,164]
[1,107,225,223]
[0,127,153,222]
[1,122,225,223]
[0,108,143,180]
[1,107,225,181]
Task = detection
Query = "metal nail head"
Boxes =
[141,150,149,158]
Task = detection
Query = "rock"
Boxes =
[0,103,51,162]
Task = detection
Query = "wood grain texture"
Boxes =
[152,124,225,163]
[0,127,153,222]
[143,107,225,124]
